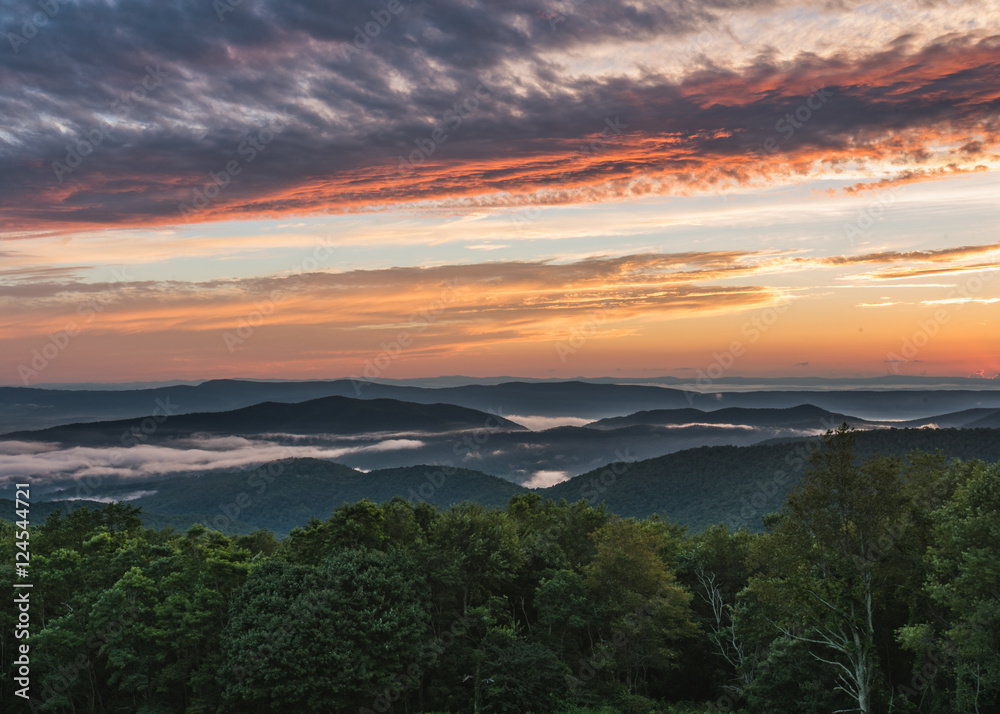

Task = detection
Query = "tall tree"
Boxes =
[899,460,1000,713]
[581,517,698,696]
[678,524,764,699]
[749,426,910,714]
[219,547,430,713]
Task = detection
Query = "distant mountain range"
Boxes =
[964,411,1000,428]
[589,404,1000,431]
[6,396,1000,487]
[588,404,873,429]
[5,378,1000,434]
[0,395,524,445]
[16,426,1000,537]
[24,374,1000,390]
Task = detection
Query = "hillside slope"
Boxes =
[2,395,522,445]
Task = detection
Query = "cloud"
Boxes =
[0,266,91,282]
[0,251,782,342]
[0,436,424,485]
[658,423,757,430]
[0,440,60,455]
[825,242,1000,267]
[857,262,1000,280]
[841,165,991,195]
[524,470,571,488]
[4,236,999,382]
[63,489,159,503]
[505,415,596,430]
[920,297,1000,305]
[1,0,998,232]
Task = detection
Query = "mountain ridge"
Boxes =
[0,395,523,444]
[7,378,1000,433]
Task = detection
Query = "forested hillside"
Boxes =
[548,426,1000,530]
[19,426,1000,538]
[2,428,998,713]
[29,459,527,538]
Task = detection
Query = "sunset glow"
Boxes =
[3,0,999,384]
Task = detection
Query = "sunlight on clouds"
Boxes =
[524,470,571,489]
[921,297,1000,305]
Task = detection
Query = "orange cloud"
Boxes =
[4,33,999,233]
[5,236,1000,383]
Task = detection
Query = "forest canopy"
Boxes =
[2,428,998,714]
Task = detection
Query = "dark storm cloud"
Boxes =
[0,0,997,230]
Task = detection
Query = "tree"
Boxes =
[536,569,593,653]
[280,499,388,563]
[748,426,911,714]
[580,517,698,696]
[477,625,569,713]
[86,526,252,712]
[433,503,524,615]
[219,548,431,712]
[677,524,764,699]
[899,460,1000,713]
[22,505,168,712]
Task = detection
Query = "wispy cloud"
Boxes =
[1,1,998,231]
[857,262,1000,280]
[505,415,595,431]
[0,436,424,485]
[3,239,999,382]
[920,297,1000,305]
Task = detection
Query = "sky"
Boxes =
[1,0,999,385]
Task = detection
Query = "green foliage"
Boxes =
[2,443,999,714]
[545,426,1000,531]
[476,626,570,713]
[898,460,1000,713]
[218,548,431,713]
